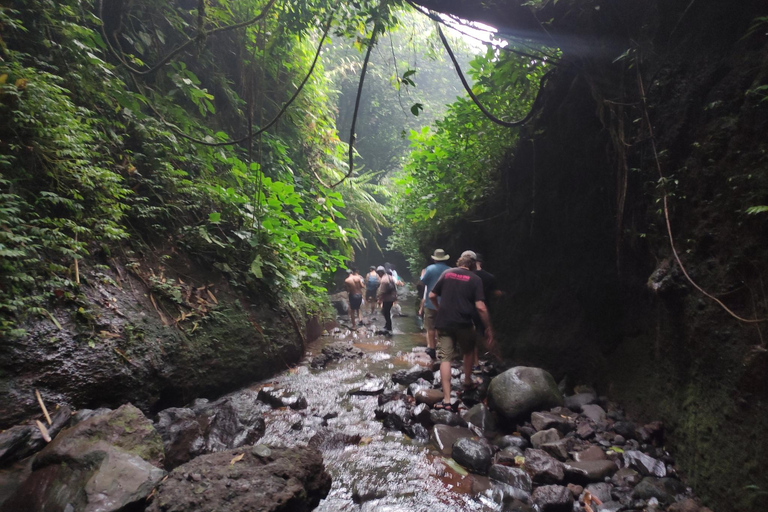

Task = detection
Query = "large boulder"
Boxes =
[452,438,493,475]
[532,485,574,512]
[430,425,474,457]
[2,404,165,512]
[487,367,563,420]
[523,448,565,484]
[0,406,72,466]
[154,390,266,469]
[146,445,331,512]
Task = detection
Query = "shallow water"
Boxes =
[251,304,499,511]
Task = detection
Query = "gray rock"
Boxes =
[487,367,563,420]
[349,380,386,396]
[563,460,618,484]
[585,482,613,503]
[531,428,561,449]
[411,403,432,423]
[146,446,331,512]
[407,378,432,397]
[523,448,564,484]
[631,477,686,505]
[581,404,607,423]
[374,399,410,431]
[452,437,493,474]
[70,407,112,426]
[0,406,72,466]
[597,501,624,512]
[612,467,641,487]
[430,409,468,427]
[464,404,498,434]
[495,447,524,465]
[531,412,576,434]
[502,498,534,512]
[531,485,573,512]
[392,365,433,385]
[623,450,666,477]
[3,404,165,512]
[430,425,475,457]
[257,387,308,410]
[155,391,266,469]
[612,421,637,440]
[541,438,572,461]
[492,481,533,504]
[414,389,444,407]
[577,422,595,439]
[563,393,597,412]
[494,435,529,451]
[489,465,533,492]
[573,446,607,462]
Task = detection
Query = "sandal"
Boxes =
[433,400,460,413]
[463,375,483,390]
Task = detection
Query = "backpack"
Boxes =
[382,274,397,295]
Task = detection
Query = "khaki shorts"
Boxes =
[437,327,478,362]
[424,308,438,331]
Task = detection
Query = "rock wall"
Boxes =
[427,1,768,510]
[0,254,307,429]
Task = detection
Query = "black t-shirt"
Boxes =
[432,268,485,330]
[475,269,498,310]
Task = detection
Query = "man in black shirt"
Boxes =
[429,250,494,411]
[473,253,503,365]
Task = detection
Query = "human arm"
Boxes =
[429,291,439,310]
[475,300,495,351]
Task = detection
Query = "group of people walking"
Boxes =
[345,249,501,411]
[343,263,404,332]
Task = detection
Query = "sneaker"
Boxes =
[425,347,437,360]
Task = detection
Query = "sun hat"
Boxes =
[376,265,386,272]
[460,250,477,260]
[431,249,450,261]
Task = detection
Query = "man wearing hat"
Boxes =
[429,250,494,411]
[419,249,451,359]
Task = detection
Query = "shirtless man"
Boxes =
[344,267,365,327]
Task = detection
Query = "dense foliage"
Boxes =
[389,46,551,271]
[0,0,403,336]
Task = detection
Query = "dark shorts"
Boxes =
[437,327,478,362]
[424,308,438,331]
[365,289,377,301]
[349,293,363,310]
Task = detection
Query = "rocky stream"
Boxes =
[0,294,714,512]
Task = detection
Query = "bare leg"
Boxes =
[463,353,475,387]
[427,329,436,350]
[473,347,479,368]
[440,361,452,403]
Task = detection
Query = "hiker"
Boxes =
[344,267,365,328]
[419,248,451,360]
[364,265,380,316]
[429,250,493,411]
[472,253,503,367]
[385,263,405,316]
[376,265,397,333]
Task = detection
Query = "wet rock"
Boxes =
[146,446,331,512]
[352,480,388,503]
[308,429,362,450]
[563,460,618,484]
[464,404,498,434]
[0,406,72,466]
[668,498,701,512]
[577,422,595,439]
[430,409,468,427]
[392,365,434,386]
[321,341,364,362]
[452,438,493,474]
[377,390,403,406]
[495,447,524,465]
[637,421,664,445]
[596,501,623,512]
[573,445,607,462]
[581,404,607,424]
[567,483,583,497]
[414,389,444,407]
[257,387,308,410]
[519,425,537,439]
[531,428,560,449]
[403,422,429,440]
[411,403,432,423]
[310,353,330,369]
[494,435,529,451]
[523,448,564,484]
[252,444,272,458]
[489,465,533,492]
[430,425,474,457]
[612,421,637,440]
[531,412,576,434]
[531,484,573,512]
[3,404,165,512]
[611,467,641,487]
[540,438,573,461]
[503,498,534,512]
[623,450,666,477]
[487,367,563,420]
[563,392,597,412]
[631,477,686,505]
[70,407,111,426]
[0,458,33,509]
[155,391,266,469]
[470,474,493,494]
[585,482,613,503]
[613,434,626,445]
[492,481,532,504]
[374,400,410,431]
[407,378,432,396]
[349,380,386,396]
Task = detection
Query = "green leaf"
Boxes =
[208,212,221,223]
[250,255,263,279]
[410,103,424,116]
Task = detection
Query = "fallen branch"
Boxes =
[35,389,52,425]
